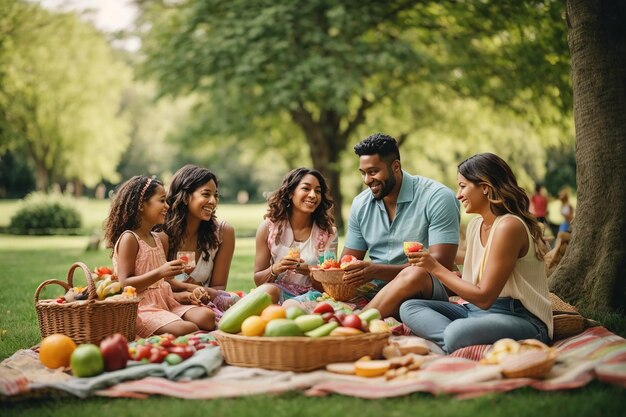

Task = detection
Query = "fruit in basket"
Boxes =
[285,305,306,320]
[358,308,382,323]
[305,321,339,337]
[369,319,391,333]
[340,255,358,269]
[294,314,325,332]
[241,315,267,336]
[263,319,303,337]
[70,344,104,377]
[320,259,341,269]
[341,314,362,330]
[100,333,129,371]
[39,334,77,369]
[218,289,272,333]
[313,301,334,315]
[260,304,286,322]
[330,326,363,336]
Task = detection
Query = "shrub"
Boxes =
[9,192,82,235]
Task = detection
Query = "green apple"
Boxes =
[70,344,104,377]
[285,305,306,320]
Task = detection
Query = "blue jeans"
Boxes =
[399,296,550,354]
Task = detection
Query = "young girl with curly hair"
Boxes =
[103,175,215,337]
[254,168,337,304]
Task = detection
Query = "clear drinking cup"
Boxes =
[177,251,196,268]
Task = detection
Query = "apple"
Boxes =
[100,333,129,372]
[313,302,334,315]
[334,310,347,324]
[340,255,358,269]
[341,314,362,330]
[71,344,104,377]
[321,312,336,322]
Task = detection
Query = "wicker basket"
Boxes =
[549,292,587,340]
[310,269,357,301]
[214,330,390,372]
[35,262,139,344]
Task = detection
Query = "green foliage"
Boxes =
[8,192,82,235]
[0,149,35,198]
[0,1,131,190]
[138,0,574,229]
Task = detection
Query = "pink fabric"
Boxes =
[113,231,194,337]
[95,327,626,399]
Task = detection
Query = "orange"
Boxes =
[240,315,267,337]
[39,334,77,369]
[260,304,286,322]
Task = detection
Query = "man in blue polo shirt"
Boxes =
[342,133,460,318]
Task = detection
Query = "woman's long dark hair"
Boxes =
[163,165,219,261]
[103,175,163,256]
[458,153,548,259]
[265,167,335,244]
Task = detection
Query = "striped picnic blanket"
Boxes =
[98,327,626,399]
[2,327,625,399]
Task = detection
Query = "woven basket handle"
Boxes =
[34,279,71,303]
[67,262,97,301]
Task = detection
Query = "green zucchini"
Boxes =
[218,289,272,333]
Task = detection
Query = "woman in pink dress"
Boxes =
[103,175,215,337]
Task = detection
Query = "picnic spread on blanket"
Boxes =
[0,258,624,400]
[2,279,626,400]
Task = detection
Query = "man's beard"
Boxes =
[372,170,396,201]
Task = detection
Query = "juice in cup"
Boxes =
[403,241,423,256]
[177,251,196,268]
[287,243,301,259]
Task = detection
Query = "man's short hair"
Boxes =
[354,133,400,163]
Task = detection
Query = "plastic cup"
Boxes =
[403,241,423,256]
[287,244,301,260]
[177,251,196,268]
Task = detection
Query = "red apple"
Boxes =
[100,333,129,371]
[321,312,336,322]
[313,302,334,315]
[342,314,362,330]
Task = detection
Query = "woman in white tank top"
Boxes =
[399,153,552,354]
[159,165,238,314]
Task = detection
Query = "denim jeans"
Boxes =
[399,296,550,354]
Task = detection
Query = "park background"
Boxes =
[1,0,625,415]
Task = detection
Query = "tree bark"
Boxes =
[291,107,349,233]
[549,0,626,313]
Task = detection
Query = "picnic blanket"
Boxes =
[2,327,625,400]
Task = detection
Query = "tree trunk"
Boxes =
[291,108,349,233]
[549,0,626,313]
[34,160,48,191]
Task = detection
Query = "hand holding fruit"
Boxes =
[341,260,373,286]
[406,248,439,272]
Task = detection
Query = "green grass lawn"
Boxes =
[1,235,625,415]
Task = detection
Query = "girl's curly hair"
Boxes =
[162,165,219,262]
[265,167,335,244]
[103,175,163,256]
[458,153,548,260]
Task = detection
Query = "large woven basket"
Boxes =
[549,292,587,340]
[35,262,139,344]
[310,269,357,301]
[214,330,390,372]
